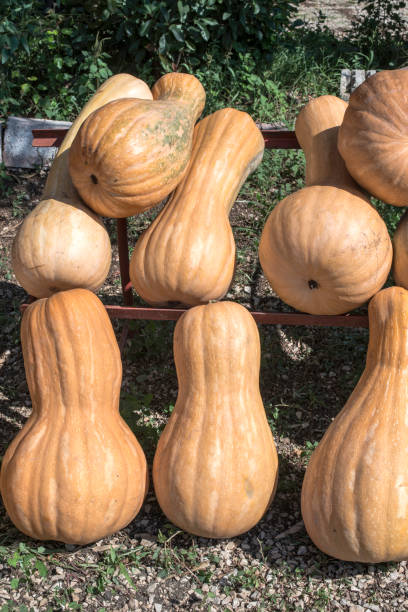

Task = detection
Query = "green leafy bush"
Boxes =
[0,1,113,118]
[349,0,408,67]
[83,0,303,71]
[0,0,302,118]
[1,0,407,122]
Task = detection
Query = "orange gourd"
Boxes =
[0,289,148,544]
[129,108,264,306]
[69,72,206,218]
[12,74,152,298]
[259,95,392,315]
[302,286,408,562]
[338,68,408,207]
[153,301,278,538]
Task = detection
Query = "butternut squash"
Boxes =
[302,286,408,562]
[69,72,206,218]
[0,289,148,544]
[129,108,264,305]
[393,210,408,289]
[153,301,278,538]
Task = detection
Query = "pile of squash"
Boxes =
[3,67,408,564]
[3,71,276,546]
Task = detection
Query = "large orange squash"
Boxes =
[338,68,408,207]
[302,286,408,563]
[0,289,148,545]
[12,74,152,298]
[129,108,264,306]
[259,95,392,315]
[153,301,278,538]
[69,72,206,218]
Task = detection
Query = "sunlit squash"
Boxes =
[153,301,278,538]
[129,108,264,306]
[0,289,148,545]
[12,74,152,297]
[338,68,408,207]
[69,72,206,218]
[259,95,392,315]
[393,210,408,289]
[302,286,408,562]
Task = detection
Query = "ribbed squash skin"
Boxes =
[259,95,392,315]
[296,95,360,191]
[153,301,278,538]
[130,108,264,306]
[338,68,408,207]
[69,73,206,218]
[302,286,408,563]
[12,74,152,297]
[393,211,408,289]
[0,289,148,545]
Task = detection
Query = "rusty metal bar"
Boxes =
[32,128,67,147]
[102,306,368,327]
[117,218,133,306]
[261,129,300,149]
[32,128,299,150]
[20,302,368,328]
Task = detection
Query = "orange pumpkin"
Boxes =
[338,68,408,207]
[259,95,392,315]
[69,72,206,218]
[0,289,148,544]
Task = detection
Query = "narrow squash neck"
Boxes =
[43,74,153,202]
[174,302,261,405]
[21,290,122,417]
[295,95,360,191]
[152,73,206,122]
[42,150,79,202]
[166,108,264,216]
[58,74,152,156]
[366,287,408,370]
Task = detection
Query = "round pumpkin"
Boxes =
[338,68,408,206]
[259,95,392,315]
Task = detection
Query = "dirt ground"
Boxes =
[297,0,408,32]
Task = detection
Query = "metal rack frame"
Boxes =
[22,127,369,337]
